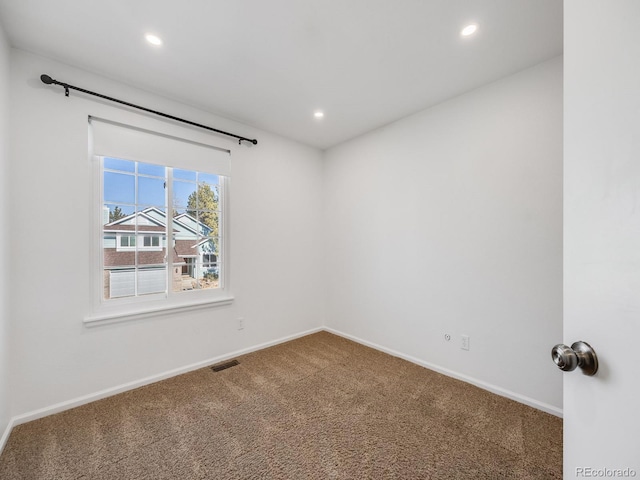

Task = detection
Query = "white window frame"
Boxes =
[86,118,233,326]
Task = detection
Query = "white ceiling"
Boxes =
[0,0,562,150]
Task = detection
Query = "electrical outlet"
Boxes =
[237,317,244,330]
[461,335,470,350]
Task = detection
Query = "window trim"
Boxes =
[83,296,234,327]
[87,120,233,326]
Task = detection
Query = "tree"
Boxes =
[186,183,219,238]
[109,206,126,223]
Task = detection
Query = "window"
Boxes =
[143,236,160,248]
[102,157,224,299]
[89,117,232,322]
[202,254,217,264]
[120,235,136,248]
[115,234,161,252]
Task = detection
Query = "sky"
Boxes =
[103,157,219,217]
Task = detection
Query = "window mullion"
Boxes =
[134,162,139,298]
[219,176,226,290]
[166,167,174,299]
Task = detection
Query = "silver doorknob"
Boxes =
[551,341,598,376]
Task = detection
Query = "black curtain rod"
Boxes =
[40,74,258,145]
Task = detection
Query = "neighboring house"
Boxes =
[103,207,218,299]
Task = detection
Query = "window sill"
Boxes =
[84,296,234,327]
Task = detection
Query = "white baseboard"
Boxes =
[324,327,563,418]
[0,417,15,457]
[1,324,561,457]
[7,326,323,432]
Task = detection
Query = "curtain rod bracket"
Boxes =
[40,73,258,146]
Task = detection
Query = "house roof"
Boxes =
[174,239,198,258]
[107,207,166,227]
[104,225,167,233]
[104,207,207,236]
[103,249,166,268]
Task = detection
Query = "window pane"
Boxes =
[138,176,166,207]
[201,263,220,290]
[172,240,220,292]
[107,269,136,299]
[104,157,135,173]
[172,180,197,209]
[141,207,168,226]
[104,172,135,204]
[104,239,136,300]
[199,236,217,257]
[103,230,116,250]
[195,184,219,211]
[197,212,219,237]
[198,173,219,186]
[173,260,197,292]
[106,257,135,269]
[137,267,167,295]
[103,204,134,225]
[138,162,165,177]
[173,169,197,181]
[138,235,162,249]
[203,258,218,270]
[136,243,166,272]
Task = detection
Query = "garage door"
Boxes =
[110,268,166,298]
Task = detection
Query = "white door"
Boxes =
[565,1,640,477]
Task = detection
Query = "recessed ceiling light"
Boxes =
[461,24,478,37]
[314,111,324,119]
[145,34,163,46]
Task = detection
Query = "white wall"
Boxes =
[0,21,11,441]
[8,49,324,418]
[5,45,562,424]
[324,57,563,412]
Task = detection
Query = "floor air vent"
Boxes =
[211,359,240,372]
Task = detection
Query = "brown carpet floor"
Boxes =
[0,331,562,479]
